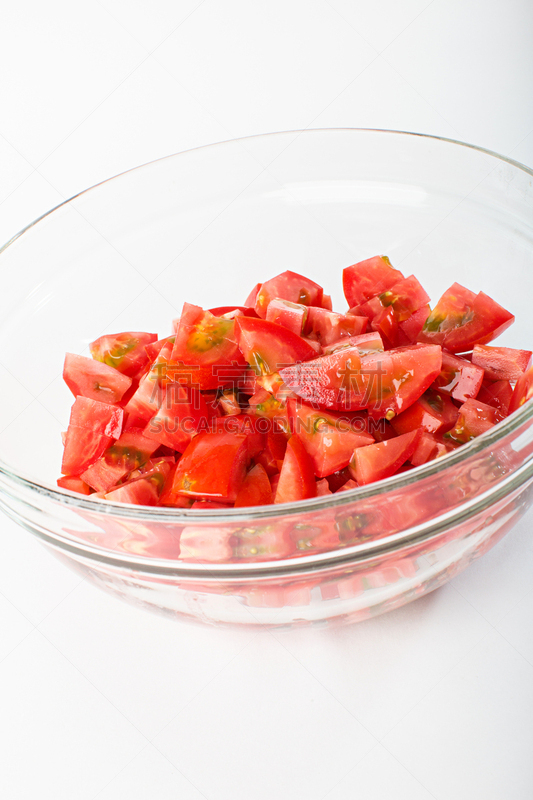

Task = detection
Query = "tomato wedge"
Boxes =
[234,464,273,507]
[274,436,317,504]
[288,398,374,477]
[472,345,532,382]
[90,331,157,378]
[343,255,404,308]
[145,385,219,453]
[477,379,513,417]
[61,397,123,476]
[350,429,422,485]
[418,283,514,352]
[63,353,132,405]
[254,270,324,318]
[171,430,249,502]
[80,428,159,492]
[305,306,367,345]
[266,298,308,335]
[431,351,484,403]
[105,460,171,505]
[234,316,317,375]
[390,389,458,436]
[446,398,499,443]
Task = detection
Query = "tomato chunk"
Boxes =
[171,431,249,502]
[61,397,123,476]
[105,461,171,506]
[446,398,499,443]
[431,351,484,403]
[509,365,533,414]
[64,353,132,405]
[305,306,367,345]
[234,316,317,375]
[274,436,317,504]
[57,476,92,495]
[90,331,157,378]
[322,331,383,356]
[477,379,513,417]
[472,345,532,382]
[350,429,422,485]
[145,385,219,453]
[266,298,308,335]
[343,255,404,308]
[418,283,514,352]
[391,389,458,436]
[81,428,159,492]
[288,398,374,477]
[234,464,273,507]
[255,270,324,318]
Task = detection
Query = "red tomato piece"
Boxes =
[254,270,324,318]
[342,255,404,308]
[446,398,499,443]
[335,478,359,493]
[256,429,288,476]
[105,461,171,506]
[418,283,514,352]
[56,476,92,495]
[350,428,422,485]
[64,353,132,405]
[322,331,383,356]
[274,436,317,504]
[218,388,242,416]
[171,303,248,390]
[234,464,273,507]
[244,282,262,308]
[159,464,192,508]
[305,306,367,345]
[322,294,333,311]
[266,298,308,335]
[208,305,259,318]
[378,275,431,323]
[123,339,173,426]
[144,335,174,365]
[396,304,431,346]
[280,343,442,419]
[90,331,158,378]
[61,397,123,476]
[288,398,374,477]
[171,430,249,502]
[431,350,484,403]
[316,478,332,496]
[477,379,513,417]
[326,467,352,492]
[80,428,160,492]
[234,316,317,375]
[213,413,267,459]
[145,385,219,453]
[390,389,459,436]
[472,345,532,382]
[409,432,440,467]
[248,387,289,434]
[509,365,533,414]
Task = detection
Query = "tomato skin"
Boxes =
[418,283,515,352]
[234,316,317,375]
[64,353,132,405]
[472,345,532,382]
[234,464,273,507]
[171,303,248,390]
[322,331,383,356]
[305,306,367,345]
[431,351,484,403]
[288,398,374,477]
[90,332,158,379]
[391,389,458,436]
[274,436,317,504]
[350,428,422,485]
[343,255,404,308]
[61,397,123,476]
[254,270,324,318]
[80,428,159,492]
[171,431,249,502]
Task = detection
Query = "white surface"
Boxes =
[1,1,533,798]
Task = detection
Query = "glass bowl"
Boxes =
[1,129,532,628]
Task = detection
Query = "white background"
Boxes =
[1,1,533,798]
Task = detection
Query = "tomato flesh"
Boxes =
[90,331,157,378]
[305,306,367,345]
[81,428,159,492]
[350,429,422,485]
[171,430,249,502]
[145,385,219,453]
[64,353,132,405]
[266,298,308,335]
[234,464,273,507]
[61,397,123,476]
[343,255,404,308]
[234,316,317,375]
[274,436,317,504]
[255,270,324,318]
[391,389,458,436]
[431,351,484,403]
[472,345,532,382]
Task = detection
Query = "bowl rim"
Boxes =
[1,127,533,570]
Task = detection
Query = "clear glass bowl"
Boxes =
[1,129,532,628]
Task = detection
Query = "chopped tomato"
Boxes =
[171,303,248,390]
[123,338,173,426]
[343,255,404,308]
[409,432,440,467]
[350,429,422,485]
[305,306,367,345]
[509,365,533,414]
[145,385,219,453]
[288,398,374,477]
[446,398,499,443]
[390,389,458,436]
[255,270,324,318]
[418,283,514,352]
[171,430,249,502]
[266,298,308,335]
[81,428,159,492]
[472,345,532,382]
[234,316,317,375]
[63,353,132,405]
[256,429,288,476]
[244,282,262,308]
[90,331,157,378]
[274,436,317,504]
[208,305,259,318]
[213,413,266,459]
[105,461,171,506]
[218,388,242,416]
[61,397,123,476]
[57,476,92,495]
[431,350,484,403]
[396,303,430,346]
[322,331,383,356]
[477,379,513,417]
[234,464,273,507]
